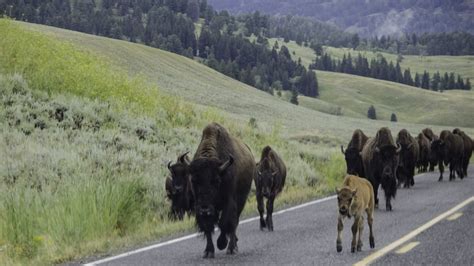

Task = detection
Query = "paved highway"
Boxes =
[84,167,474,265]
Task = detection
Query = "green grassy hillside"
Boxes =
[21,21,474,133]
[267,38,474,127]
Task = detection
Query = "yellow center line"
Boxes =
[446,212,463,221]
[395,241,420,254]
[354,196,474,266]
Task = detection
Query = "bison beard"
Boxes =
[190,123,254,259]
[361,128,401,211]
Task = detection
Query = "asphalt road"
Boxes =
[86,167,474,265]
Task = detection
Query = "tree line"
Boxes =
[0,0,319,98]
[363,32,474,56]
[310,52,471,91]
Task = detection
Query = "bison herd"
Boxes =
[165,123,472,258]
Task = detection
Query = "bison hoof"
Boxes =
[260,219,266,230]
[203,251,215,259]
[386,204,392,211]
[226,246,238,255]
[438,176,443,182]
[336,245,342,253]
[217,234,228,250]
[370,237,375,249]
[351,247,355,253]
[357,245,362,252]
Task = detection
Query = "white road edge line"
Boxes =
[84,195,337,265]
[353,195,474,266]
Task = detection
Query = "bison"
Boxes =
[396,129,419,188]
[341,129,369,177]
[422,128,439,171]
[361,127,401,211]
[189,123,255,258]
[416,132,431,173]
[165,152,194,220]
[336,175,375,253]
[431,130,464,181]
[255,146,286,231]
[453,128,473,178]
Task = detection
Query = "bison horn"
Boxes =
[219,155,234,174]
[340,145,345,154]
[272,171,278,177]
[167,161,172,170]
[375,147,380,153]
[407,143,413,149]
[396,143,402,153]
[178,151,190,164]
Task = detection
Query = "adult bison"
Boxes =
[453,128,473,177]
[165,152,194,220]
[396,129,419,188]
[422,128,439,171]
[189,123,255,258]
[255,146,286,231]
[361,127,401,211]
[431,130,464,181]
[416,132,430,173]
[341,129,369,177]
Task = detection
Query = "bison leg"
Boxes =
[336,215,343,253]
[367,209,375,249]
[357,216,364,252]
[203,232,215,259]
[438,161,444,181]
[351,216,359,253]
[385,197,392,211]
[449,162,455,181]
[257,193,266,230]
[266,195,275,231]
[373,181,380,209]
[227,233,238,255]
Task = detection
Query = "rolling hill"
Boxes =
[20,21,474,133]
[268,38,474,126]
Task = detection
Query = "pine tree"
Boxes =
[431,72,441,91]
[421,71,430,89]
[414,73,421,87]
[465,78,471,90]
[290,89,299,105]
[390,113,397,122]
[367,105,377,120]
[448,72,456,90]
[456,75,464,90]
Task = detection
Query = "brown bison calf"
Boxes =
[255,146,287,231]
[336,175,375,253]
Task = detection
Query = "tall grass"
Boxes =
[0,20,345,264]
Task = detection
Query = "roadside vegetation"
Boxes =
[0,19,346,265]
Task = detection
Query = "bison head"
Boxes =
[336,187,357,218]
[189,156,233,232]
[376,144,401,182]
[256,158,277,198]
[341,145,364,176]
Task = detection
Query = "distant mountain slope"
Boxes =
[208,0,474,37]
[21,21,474,129]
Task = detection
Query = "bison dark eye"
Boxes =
[337,197,341,201]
